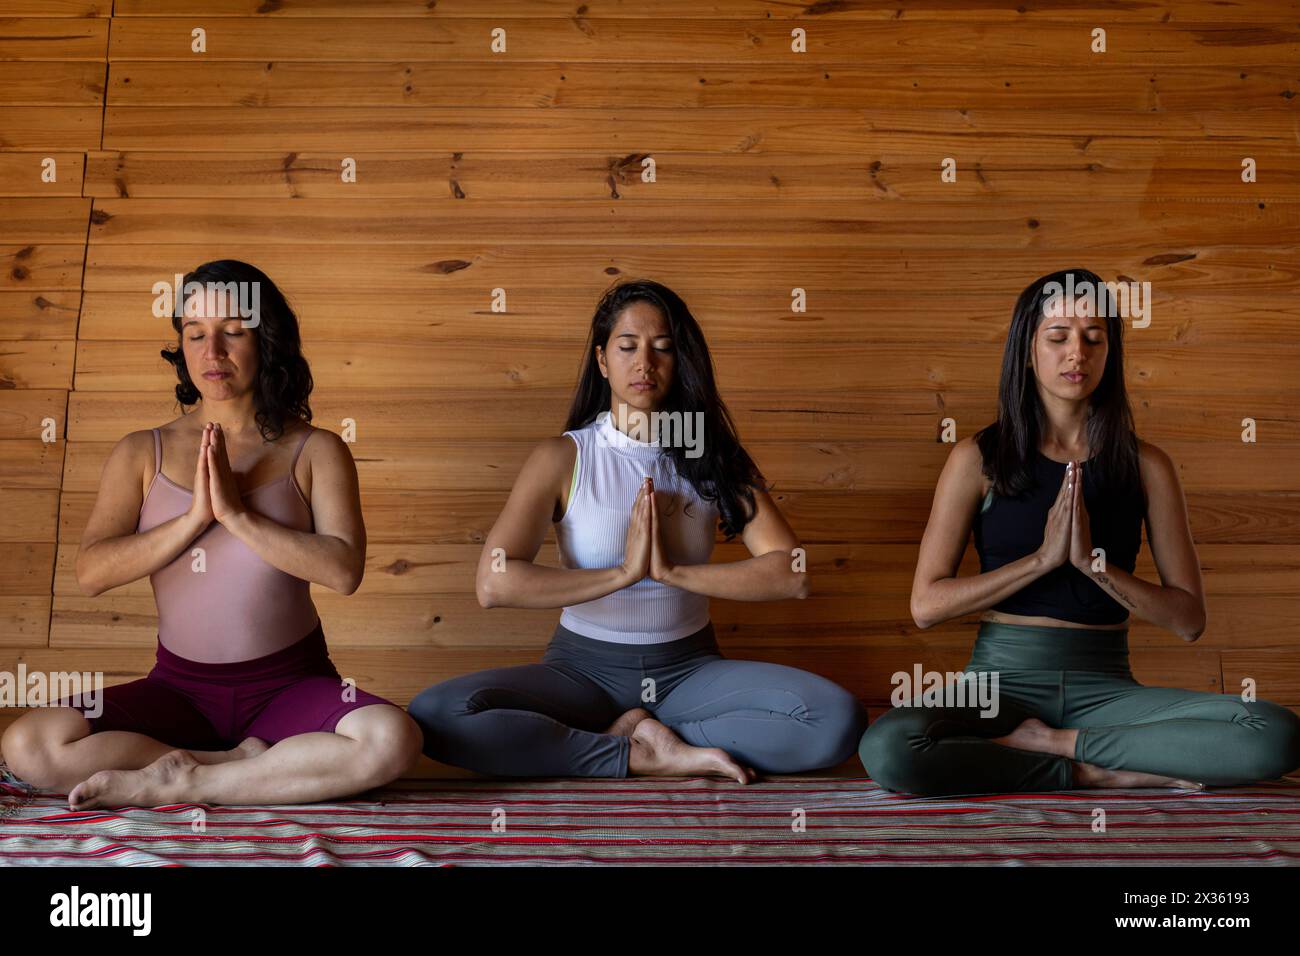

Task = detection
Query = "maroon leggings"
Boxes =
[58,621,394,751]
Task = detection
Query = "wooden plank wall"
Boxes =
[2,1,1299,757]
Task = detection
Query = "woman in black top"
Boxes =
[858,269,1300,795]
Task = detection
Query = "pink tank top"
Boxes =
[137,425,320,664]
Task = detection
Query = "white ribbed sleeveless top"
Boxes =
[556,410,719,644]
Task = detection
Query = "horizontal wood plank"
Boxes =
[0,199,90,244]
[0,107,103,150]
[0,291,80,337]
[0,154,85,197]
[103,62,1300,111]
[2,242,84,290]
[2,1,107,14]
[82,146,1300,202]
[0,389,68,440]
[0,18,109,61]
[83,198,1300,249]
[1222,651,1300,705]
[80,245,1299,295]
[0,489,59,542]
[0,338,77,388]
[0,597,52,647]
[108,0,1300,22]
[102,107,1300,151]
[0,61,104,106]
[106,20,1300,66]
[0,544,55,599]
[0,438,65,488]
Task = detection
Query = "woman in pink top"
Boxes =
[2,260,422,810]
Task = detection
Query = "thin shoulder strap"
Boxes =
[289,425,314,470]
[151,427,162,476]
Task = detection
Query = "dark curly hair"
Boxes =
[564,279,766,540]
[160,259,313,443]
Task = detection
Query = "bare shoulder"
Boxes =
[1137,438,1178,483]
[532,434,578,471]
[536,434,578,493]
[1138,438,1172,467]
[116,427,158,470]
[528,435,578,519]
[298,424,346,459]
[118,427,156,453]
[946,435,991,496]
[97,429,161,501]
[949,435,983,469]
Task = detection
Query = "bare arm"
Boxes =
[475,436,645,610]
[216,427,366,595]
[1069,442,1207,642]
[76,431,212,596]
[655,484,809,601]
[909,437,1072,629]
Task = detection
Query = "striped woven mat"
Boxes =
[3,776,1299,866]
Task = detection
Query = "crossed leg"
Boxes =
[2,703,422,810]
[409,662,752,782]
[995,681,1300,788]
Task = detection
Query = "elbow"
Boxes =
[910,593,934,631]
[337,557,364,596]
[74,553,103,598]
[475,574,498,610]
[77,575,103,598]
[1178,605,1207,644]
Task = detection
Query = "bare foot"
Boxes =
[628,718,754,784]
[991,717,1070,757]
[1073,761,1203,790]
[231,737,269,760]
[68,749,199,810]
[994,720,1205,790]
[193,737,270,765]
[605,708,652,736]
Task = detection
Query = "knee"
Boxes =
[1,714,42,783]
[802,686,868,769]
[1244,701,1300,780]
[352,708,423,784]
[2,710,82,790]
[407,680,485,765]
[858,709,933,795]
[406,681,468,748]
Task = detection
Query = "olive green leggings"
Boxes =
[859,622,1300,796]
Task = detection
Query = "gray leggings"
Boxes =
[408,621,867,777]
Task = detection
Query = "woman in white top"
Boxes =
[408,280,866,781]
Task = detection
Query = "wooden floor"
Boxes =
[1,3,1298,749]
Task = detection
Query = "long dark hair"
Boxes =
[160,259,313,443]
[564,280,765,539]
[974,268,1142,504]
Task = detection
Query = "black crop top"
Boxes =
[973,451,1146,625]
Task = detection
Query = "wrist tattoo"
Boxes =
[1095,573,1137,609]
